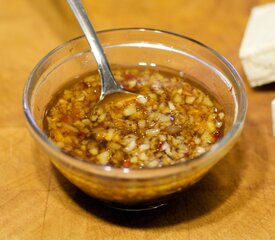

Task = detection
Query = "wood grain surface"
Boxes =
[1,0,275,239]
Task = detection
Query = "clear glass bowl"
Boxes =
[23,28,247,211]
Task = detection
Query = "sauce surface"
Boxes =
[45,68,225,168]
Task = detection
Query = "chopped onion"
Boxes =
[123,104,137,116]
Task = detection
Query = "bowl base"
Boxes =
[102,201,167,211]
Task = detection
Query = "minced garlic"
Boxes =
[45,68,225,168]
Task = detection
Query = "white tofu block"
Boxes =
[239,3,275,87]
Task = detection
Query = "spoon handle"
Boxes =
[67,0,121,97]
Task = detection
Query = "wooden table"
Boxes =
[1,0,275,239]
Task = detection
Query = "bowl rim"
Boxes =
[23,27,247,178]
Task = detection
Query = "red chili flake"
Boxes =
[212,130,222,142]
[77,131,86,140]
[83,82,90,88]
[124,74,135,80]
[108,158,114,166]
[122,159,131,168]
[186,140,195,147]
[201,113,208,120]
[155,142,164,152]
[184,151,190,158]
[71,109,81,121]
[63,132,68,137]
[60,115,69,123]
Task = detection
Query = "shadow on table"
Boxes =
[50,118,268,229]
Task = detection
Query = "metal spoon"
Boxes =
[67,0,138,106]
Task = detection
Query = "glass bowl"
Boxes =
[23,28,247,211]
